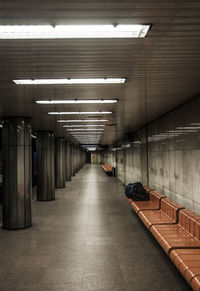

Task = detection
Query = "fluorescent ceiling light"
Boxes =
[58,119,108,123]
[87,148,97,151]
[71,132,102,134]
[74,135,101,139]
[74,138,101,139]
[77,139,100,143]
[79,142,100,143]
[63,124,104,128]
[82,145,99,147]
[48,111,112,115]
[72,132,102,137]
[176,127,200,130]
[72,133,102,135]
[112,147,122,151]
[77,138,100,140]
[76,141,100,143]
[122,144,131,148]
[76,137,100,139]
[79,142,100,144]
[73,137,101,139]
[14,78,125,85]
[67,129,103,131]
[1,25,150,39]
[36,99,117,104]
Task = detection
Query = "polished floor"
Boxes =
[0,164,191,291]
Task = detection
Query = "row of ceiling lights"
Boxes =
[35,98,116,145]
[6,24,150,148]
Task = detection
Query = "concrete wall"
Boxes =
[102,96,200,214]
[91,152,103,164]
[148,96,200,213]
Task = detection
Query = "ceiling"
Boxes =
[0,0,200,146]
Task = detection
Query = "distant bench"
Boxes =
[126,186,200,291]
[101,163,115,176]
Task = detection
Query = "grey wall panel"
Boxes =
[102,96,200,214]
[147,96,200,213]
[2,117,32,230]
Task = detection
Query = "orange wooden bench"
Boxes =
[168,210,200,290]
[138,198,184,230]
[131,188,166,214]
[151,209,200,255]
[125,187,200,290]
[101,163,113,175]
[170,249,200,290]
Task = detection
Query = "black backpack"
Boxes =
[125,182,149,201]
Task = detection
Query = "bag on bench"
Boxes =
[125,182,149,201]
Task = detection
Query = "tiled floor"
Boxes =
[0,164,191,290]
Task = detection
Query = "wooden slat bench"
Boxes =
[168,211,200,291]
[138,198,184,229]
[125,187,200,290]
[131,189,166,214]
[170,249,200,290]
[101,163,114,175]
[151,209,200,255]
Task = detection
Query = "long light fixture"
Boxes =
[57,119,108,123]
[78,143,99,145]
[76,140,100,143]
[88,148,97,151]
[75,137,101,139]
[73,136,102,138]
[48,111,112,115]
[67,129,104,131]
[176,127,200,130]
[73,137,101,139]
[73,137,102,139]
[14,78,125,85]
[63,124,104,128]
[77,138,100,143]
[72,133,102,135]
[77,136,100,138]
[36,99,117,104]
[71,132,103,134]
[1,25,150,39]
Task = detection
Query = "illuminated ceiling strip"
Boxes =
[14,78,126,85]
[1,25,150,39]
[72,134,102,136]
[67,128,104,131]
[176,127,200,130]
[48,111,112,115]
[36,99,117,104]
[75,136,101,138]
[73,133,102,135]
[63,124,104,128]
[58,119,108,123]
[73,135,101,139]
